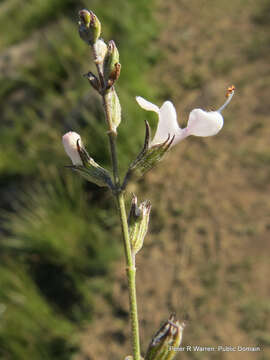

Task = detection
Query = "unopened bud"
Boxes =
[62,131,83,166]
[78,9,101,45]
[62,131,113,188]
[128,195,151,256]
[94,38,108,65]
[105,88,121,133]
[145,315,185,360]
[103,40,120,87]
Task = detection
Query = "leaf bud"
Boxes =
[78,9,101,45]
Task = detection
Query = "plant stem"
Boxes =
[108,128,141,360]
[117,192,141,360]
[92,45,141,359]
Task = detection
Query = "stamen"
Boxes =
[218,85,235,113]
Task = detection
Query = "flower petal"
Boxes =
[95,39,108,64]
[62,131,83,165]
[152,101,184,146]
[136,96,160,114]
[187,109,223,137]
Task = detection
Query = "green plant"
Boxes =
[62,10,235,359]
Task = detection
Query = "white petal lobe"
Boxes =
[62,131,83,165]
[136,96,160,114]
[187,109,224,137]
[151,101,180,145]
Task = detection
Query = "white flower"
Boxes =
[62,131,83,165]
[136,87,234,147]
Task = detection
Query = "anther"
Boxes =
[218,85,235,113]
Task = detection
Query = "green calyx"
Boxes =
[123,121,174,188]
[105,88,122,133]
[128,195,151,256]
[145,315,185,360]
[103,40,121,87]
[67,140,113,189]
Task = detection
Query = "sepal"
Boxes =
[107,62,121,89]
[105,88,121,133]
[103,40,121,88]
[123,121,174,186]
[68,140,113,188]
[128,195,151,256]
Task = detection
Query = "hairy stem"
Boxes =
[108,119,141,360]
[92,44,141,360]
[118,192,141,360]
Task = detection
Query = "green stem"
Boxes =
[92,44,141,359]
[111,141,141,360]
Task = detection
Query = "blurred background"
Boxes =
[0,0,269,359]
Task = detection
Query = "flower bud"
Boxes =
[62,131,83,166]
[78,9,101,45]
[103,40,121,87]
[145,315,185,360]
[62,132,113,188]
[105,88,121,133]
[94,38,108,65]
[128,195,151,256]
